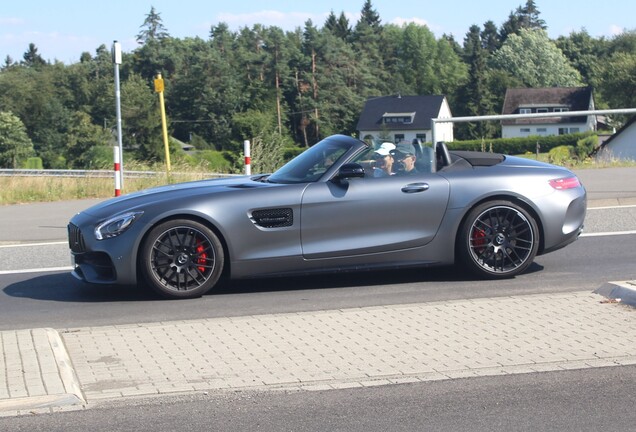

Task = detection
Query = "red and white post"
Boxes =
[114,146,122,197]
[244,140,251,175]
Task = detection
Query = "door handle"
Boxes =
[401,183,429,193]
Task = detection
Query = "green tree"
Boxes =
[0,111,35,168]
[233,108,289,173]
[481,20,501,52]
[500,0,547,42]
[597,52,636,109]
[556,30,608,84]
[65,111,112,168]
[456,25,496,139]
[136,6,170,44]
[325,11,351,41]
[22,43,47,68]
[120,74,161,160]
[490,29,582,87]
[396,23,438,95]
[169,38,243,150]
[209,22,235,54]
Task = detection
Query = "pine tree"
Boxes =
[136,6,170,45]
[22,43,46,67]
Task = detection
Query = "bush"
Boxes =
[84,146,115,169]
[548,145,574,165]
[448,132,597,155]
[23,157,43,169]
[575,135,598,159]
[195,150,235,173]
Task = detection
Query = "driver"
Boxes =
[392,143,418,175]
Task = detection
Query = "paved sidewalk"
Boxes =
[2,290,635,416]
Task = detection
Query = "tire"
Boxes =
[140,219,224,299]
[458,200,539,279]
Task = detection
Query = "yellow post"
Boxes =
[154,73,171,174]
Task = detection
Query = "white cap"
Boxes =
[374,142,396,156]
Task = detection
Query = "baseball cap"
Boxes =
[393,143,415,157]
[374,142,396,156]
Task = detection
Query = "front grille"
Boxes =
[251,208,293,228]
[68,223,86,253]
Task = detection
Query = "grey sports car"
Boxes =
[68,134,586,299]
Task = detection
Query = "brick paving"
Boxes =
[5,290,633,416]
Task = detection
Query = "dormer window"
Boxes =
[536,108,548,113]
[382,112,415,125]
[554,107,569,112]
[519,108,532,114]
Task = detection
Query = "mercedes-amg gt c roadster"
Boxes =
[68,135,586,299]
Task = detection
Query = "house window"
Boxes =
[554,108,569,112]
[537,128,547,133]
[394,134,405,143]
[382,113,415,125]
[416,133,426,143]
[520,128,531,133]
[519,108,531,114]
[558,127,580,135]
[536,108,548,113]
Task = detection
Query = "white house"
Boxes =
[501,87,597,138]
[596,117,636,161]
[356,95,453,144]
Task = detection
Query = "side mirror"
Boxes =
[334,163,365,181]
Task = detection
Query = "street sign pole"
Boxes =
[154,73,171,176]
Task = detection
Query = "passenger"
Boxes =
[392,143,418,175]
[372,142,396,177]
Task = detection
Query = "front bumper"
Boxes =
[67,220,138,285]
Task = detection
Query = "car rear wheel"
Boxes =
[458,201,539,278]
[140,219,224,299]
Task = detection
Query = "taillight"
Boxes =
[549,176,581,190]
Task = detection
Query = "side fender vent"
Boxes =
[251,208,293,228]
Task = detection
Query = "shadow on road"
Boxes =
[3,262,544,303]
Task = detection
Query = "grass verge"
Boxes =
[0,172,219,205]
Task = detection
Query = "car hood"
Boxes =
[78,175,271,219]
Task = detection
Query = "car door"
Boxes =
[300,173,450,259]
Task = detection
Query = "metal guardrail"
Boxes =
[0,169,240,178]
[1,169,151,178]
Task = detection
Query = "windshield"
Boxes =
[267,136,360,184]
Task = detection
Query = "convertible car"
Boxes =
[68,134,586,299]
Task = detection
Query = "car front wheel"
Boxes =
[458,201,539,278]
[140,219,224,299]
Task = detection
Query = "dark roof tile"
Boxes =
[356,95,446,131]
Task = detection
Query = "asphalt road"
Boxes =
[1,166,636,330]
[2,364,635,431]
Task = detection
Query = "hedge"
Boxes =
[447,131,597,155]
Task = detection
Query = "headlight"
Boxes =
[94,211,143,240]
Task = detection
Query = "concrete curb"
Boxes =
[594,281,636,307]
[0,329,85,415]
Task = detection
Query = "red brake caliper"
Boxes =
[196,240,207,273]
[472,228,486,252]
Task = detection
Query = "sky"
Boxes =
[1,0,634,64]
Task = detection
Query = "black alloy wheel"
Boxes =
[140,219,224,299]
[459,201,539,278]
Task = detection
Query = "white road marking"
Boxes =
[580,230,636,237]
[0,241,67,248]
[587,204,636,210]
[0,266,73,275]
